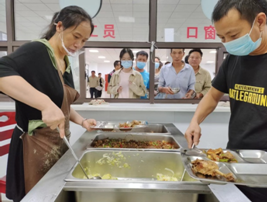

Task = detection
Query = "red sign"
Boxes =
[91,25,98,37]
[103,24,115,38]
[187,27,198,39]
[204,25,216,40]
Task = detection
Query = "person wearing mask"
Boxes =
[108,60,121,83]
[185,0,267,201]
[96,72,104,98]
[188,49,211,99]
[157,49,195,99]
[154,57,163,96]
[108,48,146,98]
[0,6,96,201]
[88,70,98,98]
[134,51,149,99]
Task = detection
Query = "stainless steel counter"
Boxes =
[21,123,250,202]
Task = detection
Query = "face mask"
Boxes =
[223,19,262,56]
[155,62,160,69]
[121,60,133,69]
[59,32,84,57]
[136,61,146,69]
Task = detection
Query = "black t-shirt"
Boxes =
[0,41,75,132]
[213,54,267,149]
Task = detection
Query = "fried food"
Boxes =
[119,120,143,128]
[91,138,178,149]
[206,148,237,163]
[191,159,235,182]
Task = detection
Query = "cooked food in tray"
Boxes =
[91,138,178,149]
[191,159,235,182]
[206,148,238,163]
[119,120,145,128]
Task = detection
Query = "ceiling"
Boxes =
[0,0,221,42]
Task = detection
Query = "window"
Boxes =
[0,0,6,41]
[157,0,221,43]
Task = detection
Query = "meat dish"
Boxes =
[206,148,238,163]
[119,120,144,128]
[91,138,178,149]
[191,159,235,182]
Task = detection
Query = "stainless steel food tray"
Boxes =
[65,150,199,184]
[182,155,267,188]
[91,121,148,131]
[238,150,267,163]
[88,133,180,151]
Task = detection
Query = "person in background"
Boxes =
[157,49,195,99]
[154,56,163,96]
[88,70,98,98]
[96,72,104,98]
[0,6,96,201]
[108,60,121,83]
[134,50,149,99]
[184,55,189,64]
[108,48,146,98]
[185,0,267,201]
[188,49,211,99]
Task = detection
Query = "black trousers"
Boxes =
[90,87,97,98]
[97,90,102,98]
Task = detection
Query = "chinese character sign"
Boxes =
[187,27,198,39]
[204,25,216,39]
[90,24,116,39]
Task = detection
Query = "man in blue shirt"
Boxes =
[134,51,149,99]
[158,49,195,99]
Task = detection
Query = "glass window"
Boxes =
[154,48,216,100]
[14,0,149,42]
[157,0,221,43]
[0,0,7,41]
[68,56,80,93]
[85,48,150,99]
[0,50,7,58]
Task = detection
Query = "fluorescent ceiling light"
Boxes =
[89,50,99,53]
[207,61,214,63]
[119,16,135,23]
[210,50,217,54]
[45,15,53,21]
[98,56,105,58]
[104,60,110,63]
[132,50,139,53]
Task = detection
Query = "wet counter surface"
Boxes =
[21,123,250,202]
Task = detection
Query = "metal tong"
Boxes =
[57,128,89,179]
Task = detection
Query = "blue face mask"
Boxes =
[223,19,262,56]
[121,60,133,69]
[136,61,146,69]
[155,62,160,69]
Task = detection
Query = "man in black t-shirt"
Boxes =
[185,0,267,201]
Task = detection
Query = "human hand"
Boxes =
[82,119,97,131]
[184,121,202,148]
[162,87,174,94]
[118,86,123,93]
[195,93,204,99]
[41,102,65,138]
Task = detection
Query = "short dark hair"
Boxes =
[212,0,267,25]
[91,70,95,73]
[171,49,185,53]
[42,6,94,40]
[113,60,120,68]
[136,51,148,59]
[184,55,189,63]
[119,48,134,61]
[165,61,171,65]
[188,49,203,57]
[98,73,101,75]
